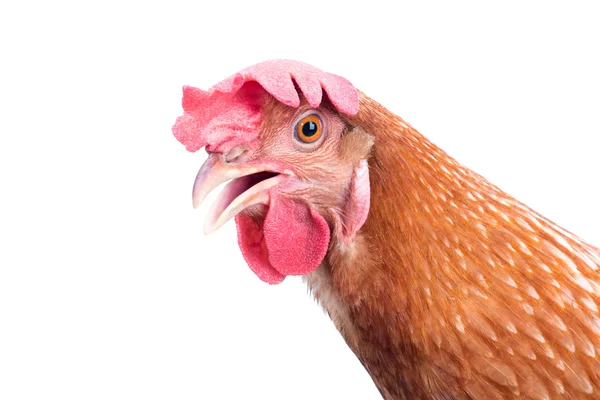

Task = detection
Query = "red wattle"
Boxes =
[235,214,285,284]
[234,194,330,284]
[264,195,330,277]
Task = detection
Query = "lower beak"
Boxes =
[192,154,287,234]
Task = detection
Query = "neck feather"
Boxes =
[307,93,600,398]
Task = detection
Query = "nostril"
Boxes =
[225,145,249,163]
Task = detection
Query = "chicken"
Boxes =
[172,60,600,399]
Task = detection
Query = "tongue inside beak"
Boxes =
[192,155,331,284]
[204,171,283,235]
[191,155,283,234]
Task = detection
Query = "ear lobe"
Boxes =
[338,126,374,164]
[341,159,371,243]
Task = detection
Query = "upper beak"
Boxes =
[192,154,250,209]
[192,154,288,234]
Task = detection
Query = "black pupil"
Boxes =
[302,121,318,137]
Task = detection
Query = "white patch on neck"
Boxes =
[303,263,358,348]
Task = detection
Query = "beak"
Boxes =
[192,154,288,234]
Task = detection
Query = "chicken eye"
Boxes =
[295,114,323,143]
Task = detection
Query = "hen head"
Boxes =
[172,60,373,284]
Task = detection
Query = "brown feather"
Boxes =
[306,92,600,399]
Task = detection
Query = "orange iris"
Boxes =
[296,114,323,143]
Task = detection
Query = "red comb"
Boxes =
[212,60,359,115]
[172,60,359,153]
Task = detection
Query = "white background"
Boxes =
[1,1,599,399]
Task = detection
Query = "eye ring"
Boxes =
[295,114,323,144]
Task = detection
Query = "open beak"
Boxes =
[192,154,288,234]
